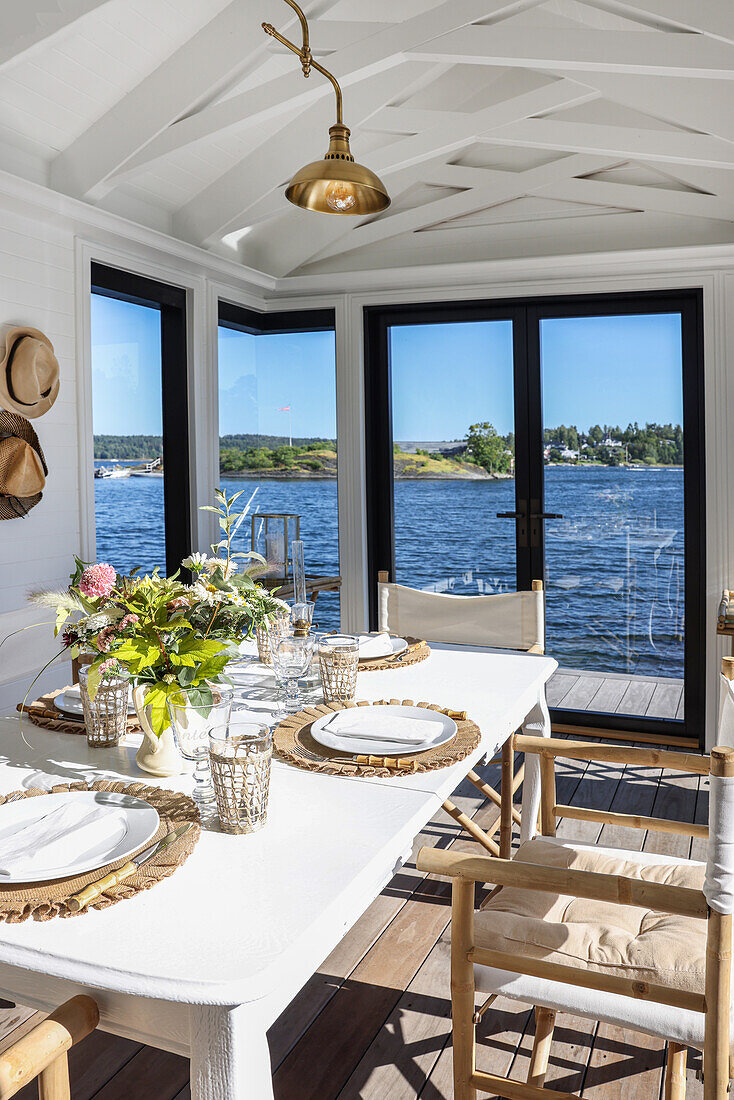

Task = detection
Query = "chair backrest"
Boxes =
[704,661,734,916]
[0,996,98,1099]
[377,574,544,652]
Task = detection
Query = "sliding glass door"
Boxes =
[364,291,705,745]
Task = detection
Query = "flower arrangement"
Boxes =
[27,490,281,736]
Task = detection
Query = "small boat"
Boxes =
[94,465,131,479]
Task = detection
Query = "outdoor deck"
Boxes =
[2,744,707,1099]
[549,667,685,721]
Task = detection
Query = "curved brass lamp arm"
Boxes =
[262,0,344,125]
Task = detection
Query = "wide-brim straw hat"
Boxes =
[0,409,47,520]
[0,327,60,418]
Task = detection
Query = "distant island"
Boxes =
[94,422,683,479]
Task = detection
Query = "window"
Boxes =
[90,264,190,577]
[217,304,339,628]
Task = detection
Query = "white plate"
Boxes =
[310,705,456,757]
[54,686,135,718]
[358,635,408,662]
[0,791,160,883]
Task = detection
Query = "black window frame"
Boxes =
[364,289,706,748]
[91,262,191,577]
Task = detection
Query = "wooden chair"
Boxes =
[417,657,734,1100]
[0,996,99,1099]
[377,572,546,859]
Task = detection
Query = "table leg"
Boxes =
[190,1004,274,1100]
[519,688,551,845]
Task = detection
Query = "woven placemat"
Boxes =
[274,699,480,778]
[17,688,142,737]
[0,780,200,923]
[358,637,430,672]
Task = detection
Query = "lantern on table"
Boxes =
[251,514,300,579]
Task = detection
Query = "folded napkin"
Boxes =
[0,802,128,877]
[328,713,438,745]
[357,633,394,660]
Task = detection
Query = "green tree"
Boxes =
[466,423,511,474]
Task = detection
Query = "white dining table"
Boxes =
[0,642,556,1099]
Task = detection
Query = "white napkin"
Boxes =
[357,633,394,659]
[0,803,128,876]
[327,712,438,745]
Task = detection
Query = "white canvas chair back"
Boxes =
[377,579,544,652]
[704,665,734,917]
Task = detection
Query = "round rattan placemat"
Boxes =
[273,700,480,778]
[358,637,430,672]
[17,688,142,737]
[0,781,200,923]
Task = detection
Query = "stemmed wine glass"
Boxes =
[271,636,315,717]
[166,686,234,804]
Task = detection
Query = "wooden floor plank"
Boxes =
[545,674,579,708]
[587,677,629,715]
[616,679,656,717]
[582,1023,666,1099]
[557,676,606,712]
[645,681,684,720]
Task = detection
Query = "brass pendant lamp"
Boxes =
[262,0,390,215]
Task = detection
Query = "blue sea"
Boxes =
[94,466,684,680]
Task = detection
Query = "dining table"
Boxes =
[0,640,556,1099]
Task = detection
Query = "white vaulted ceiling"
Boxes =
[2,0,734,279]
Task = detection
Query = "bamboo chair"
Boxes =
[0,996,98,1099]
[377,572,546,858]
[417,657,734,1100]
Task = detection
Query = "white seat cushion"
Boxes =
[474,837,714,1049]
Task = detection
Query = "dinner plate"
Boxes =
[0,791,160,884]
[358,635,409,662]
[54,686,135,718]
[310,704,456,757]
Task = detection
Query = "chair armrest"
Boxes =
[416,847,707,918]
[0,996,99,1099]
[514,734,709,776]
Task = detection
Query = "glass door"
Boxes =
[531,300,704,737]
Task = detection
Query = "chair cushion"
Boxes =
[475,837,707,995]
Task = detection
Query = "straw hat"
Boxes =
[0,327,60,418]
[0,409,47,520]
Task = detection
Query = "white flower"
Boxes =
[181,552,208,572]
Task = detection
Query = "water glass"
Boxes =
[272,635,315,715]
[255,608,292,664]
[209,720,272,834]
[166,687,234,804]
[79,665,129,747]
[318,635,360,702]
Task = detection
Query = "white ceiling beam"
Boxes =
[537,177,734,222]
[408,26,734,79]
[107,0,534,186]
[306,153,618,264]
[265,20,393,55]
[244,77,599,275]
[595,0,734,45]
[49,0,312,202]
[479,118,734,170]
[0,1,112,71]
[203,76,597,269]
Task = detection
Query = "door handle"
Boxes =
[496,501,528,547]
[530,512,564,520]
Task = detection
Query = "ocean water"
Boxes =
[94,467,684,680]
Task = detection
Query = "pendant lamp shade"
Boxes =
[285,124,390,215]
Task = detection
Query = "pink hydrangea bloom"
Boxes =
[119,613,139,629]
[167,596,190,611]
[79,563,116,600]
[96,627,114,652]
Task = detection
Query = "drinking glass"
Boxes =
[79,664,129,747]
[291,601,315,636]
[318,635,360,702]
[208,720,272,834]
[272,635,315,715]
[166,687,234,804]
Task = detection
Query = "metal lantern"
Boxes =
[251,514,300,579]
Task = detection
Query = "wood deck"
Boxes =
[549,667,685,720]
[3,747,706,1099]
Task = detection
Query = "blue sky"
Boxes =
[91,296,683,441]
